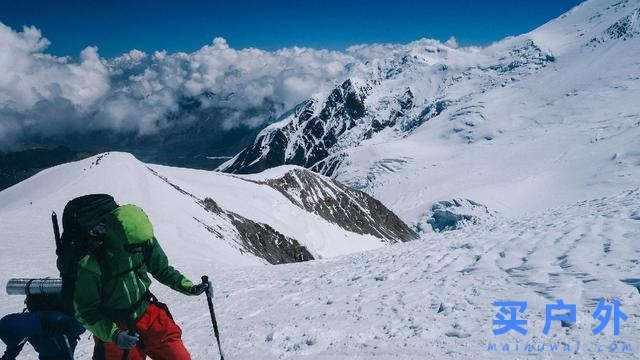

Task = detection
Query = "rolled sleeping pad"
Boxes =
[6,278,62,295]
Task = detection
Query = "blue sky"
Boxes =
[0,0,584,57]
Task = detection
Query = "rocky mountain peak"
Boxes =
[246,167,418,243]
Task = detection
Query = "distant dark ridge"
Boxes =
[0,146,95,191]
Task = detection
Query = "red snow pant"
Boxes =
[92,303,191,360]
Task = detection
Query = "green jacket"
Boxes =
[73,205,194,342]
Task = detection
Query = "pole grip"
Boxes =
[201,275,211,298]
[52,211,62,252]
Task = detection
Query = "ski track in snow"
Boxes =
[5,189,638,359]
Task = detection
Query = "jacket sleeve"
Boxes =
[146,238,194,295]
[73,256,120,343]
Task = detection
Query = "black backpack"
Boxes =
[54,194,118,314]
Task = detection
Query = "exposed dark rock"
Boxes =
[605,8,640,39]
[220,79,373,174]
[309,153,347,178]
[227,213,314,264]
[403,99,452,133]
[148,167,313,264]
[220,81,419,176]
[220,101,315,174]
[256,168,418,243]
[202,197,223,214]
[589,8,640,45]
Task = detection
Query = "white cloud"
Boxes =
[445,36,459,48]
[0,21,467,150]
[0,23,112,147]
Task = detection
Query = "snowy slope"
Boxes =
[187,190,640,359]
[220,0,640,227]
[4,155,639,359]
[16,188,637,359]
[0,152,420,355]
[0,151,416,269]
[146,162,416,257]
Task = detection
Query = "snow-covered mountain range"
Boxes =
[220,0,640,227]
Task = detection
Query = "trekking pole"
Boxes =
[122,345,129,360]
[202,275,225,360]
